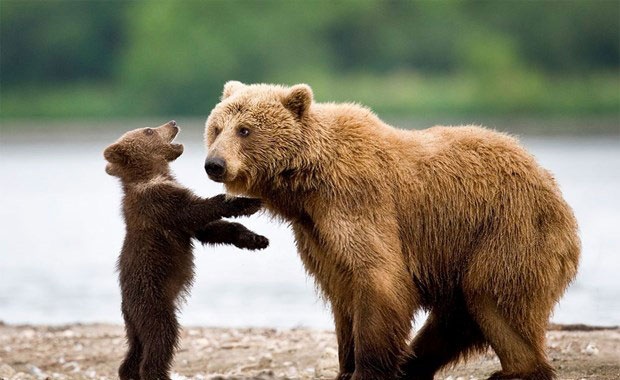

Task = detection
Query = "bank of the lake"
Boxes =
[0,323,618,380]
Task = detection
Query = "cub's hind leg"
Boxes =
[119,308,143,380]
[138,303,180,380]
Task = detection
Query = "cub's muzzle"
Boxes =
[156,120,180,142]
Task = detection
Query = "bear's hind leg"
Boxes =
[400,305,486,380]
[467,295,554,380]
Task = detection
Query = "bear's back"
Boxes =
[388,125,577,288]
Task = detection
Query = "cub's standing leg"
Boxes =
[118,309,142,380]
[138,302,180,380]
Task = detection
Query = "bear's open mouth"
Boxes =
[168,127,179,143]
[166,127,183,151]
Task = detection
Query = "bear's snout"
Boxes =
[205,157,227,181]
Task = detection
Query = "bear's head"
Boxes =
[204,81,314,196]
[104,120,184,181]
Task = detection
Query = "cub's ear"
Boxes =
[282,84,313,118]
[222,80,246,100]
[103,143,127,164]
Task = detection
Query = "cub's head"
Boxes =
[204,81,313,195]
[104,120,183,180]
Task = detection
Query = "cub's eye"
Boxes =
[238,127,250,137]
[144,128,154,136]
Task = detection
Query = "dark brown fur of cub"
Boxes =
[105,121,268,380]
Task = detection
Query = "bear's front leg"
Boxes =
[328,227,416,380]
[347,266,415,380]
[195,220,269,250]
[349,266,416,380]
[333,304,355,379]
[304,208,417,379]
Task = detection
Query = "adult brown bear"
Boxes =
[203,82,580,380]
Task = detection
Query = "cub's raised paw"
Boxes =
[235,233,269,250]
[224,197,263,218]
[194,229,210,243]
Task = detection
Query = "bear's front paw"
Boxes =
[235,233,269,250]
[224,197,263,218]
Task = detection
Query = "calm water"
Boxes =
[1,127,619,328]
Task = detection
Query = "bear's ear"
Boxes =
[282,84,313,118]
[222,81,246,100]
[103,143,128,164]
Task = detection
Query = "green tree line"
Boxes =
[1,0,618,118]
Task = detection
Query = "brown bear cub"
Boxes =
[104,121,268,380]
[205,82,580,380]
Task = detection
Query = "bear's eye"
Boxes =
[238,127,250,138]
[144,128,154,136]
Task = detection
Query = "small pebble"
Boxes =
[61,330,75,338]
[10,372,36,380]
[0,364,16,378]
[26,365,45,380]
[582,342,599,355]
[20,329,36,339]
[259,353,273,367]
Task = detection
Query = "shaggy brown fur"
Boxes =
[203,82,580,380]
[105,121,268,380]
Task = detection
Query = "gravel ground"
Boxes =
[0,323,618,380]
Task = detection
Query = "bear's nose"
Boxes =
[205,157,227,178]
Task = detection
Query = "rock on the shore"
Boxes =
[0,364,16,379]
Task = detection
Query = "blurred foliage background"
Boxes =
[1,0,619,128]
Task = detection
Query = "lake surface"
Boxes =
[1,125,619,328]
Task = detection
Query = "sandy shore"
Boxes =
[0,323,618,380]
